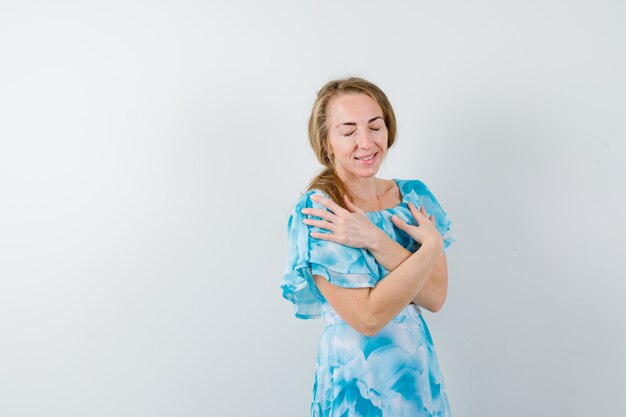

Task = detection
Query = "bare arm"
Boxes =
[313,203,443,337]
[314,240,441,337]
[304,196,449,312]
[368,229,448,312]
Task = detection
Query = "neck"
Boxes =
[335,169,380,208]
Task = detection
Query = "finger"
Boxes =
[343,194,365,214]
[420,206,434,223]
[391,214,412,231]
[310,230,339,243]
[429,214,436,224]
[302,217,336,232]
[311,194,347,215]
[391,214,405,227]
[301,207,338,222]
[407,202,427,221]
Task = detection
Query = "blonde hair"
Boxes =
[306,76,397,209]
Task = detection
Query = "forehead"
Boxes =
[327,93,383,125]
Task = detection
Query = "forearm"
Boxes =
[411,254,448,312]
[365,244,440,333]
[368,228,413,271]
[369,230,447,312]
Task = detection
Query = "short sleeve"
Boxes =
[280,190,380,319]
[402,180,456,250]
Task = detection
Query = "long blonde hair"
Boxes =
[306,76,397,209]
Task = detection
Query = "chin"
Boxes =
[353,166,382,178]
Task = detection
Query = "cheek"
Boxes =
[376,135,388,150]
[330,140,351,156]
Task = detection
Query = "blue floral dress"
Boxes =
[281,178,456,417]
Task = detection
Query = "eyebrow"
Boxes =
[336,116,383,128]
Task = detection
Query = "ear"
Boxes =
[324,141,334,160]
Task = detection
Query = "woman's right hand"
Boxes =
[391,202,444,255]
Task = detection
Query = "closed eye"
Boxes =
[343,127,381,136]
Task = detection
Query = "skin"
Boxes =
[309,200,444,336]
[303,93,449,316]
[324,93,389,206]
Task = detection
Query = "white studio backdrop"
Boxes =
[1,1,625,416]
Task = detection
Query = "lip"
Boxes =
[355,152,378,160]
[355,151,379,165]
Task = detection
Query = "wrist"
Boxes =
[366,227,387,252]
[416,238,441,259]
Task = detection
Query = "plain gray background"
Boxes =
[1,0,625,416]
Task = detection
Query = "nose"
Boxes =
[356,129,374,149]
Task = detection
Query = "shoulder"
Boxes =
[286,189,334,229]
[394,178,431,197]
[398,178,454,242]
[290,188,331,212]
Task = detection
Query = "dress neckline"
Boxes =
[364,178,406,214]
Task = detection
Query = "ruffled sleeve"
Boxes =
[280,189,380,319]
[401,179,456,250]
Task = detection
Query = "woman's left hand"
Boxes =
[301,194,384,249]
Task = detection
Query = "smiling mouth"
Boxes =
[355,152,378,161]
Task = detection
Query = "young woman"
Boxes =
[281,77,456,417]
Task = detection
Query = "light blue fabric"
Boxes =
[281,178,456,417]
